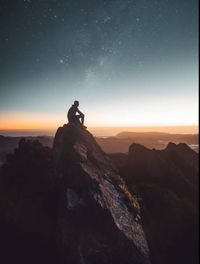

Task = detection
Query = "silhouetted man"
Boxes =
[67,100,86,127]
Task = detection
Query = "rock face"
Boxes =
[0,139,59,264]
[112,143,199,264]
[53,123,151,264]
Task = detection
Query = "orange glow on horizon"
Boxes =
[0,112,62,130]
[0,112,198,134]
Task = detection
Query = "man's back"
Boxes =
[67,105,78,122]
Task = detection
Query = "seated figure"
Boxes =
[67,100,86,127]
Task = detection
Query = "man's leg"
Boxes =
[76,114,84,125]
[76,114,85,127]
[80,114,84,125]
[74,115,81,124]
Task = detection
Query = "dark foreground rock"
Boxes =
[0,139,59,264]
[0,125,151,264]
[110,142,199,264]
[53,123,151,263]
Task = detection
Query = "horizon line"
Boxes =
[0,124,198,130]
[0,125,198,137]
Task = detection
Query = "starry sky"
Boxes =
[0,0,198,129]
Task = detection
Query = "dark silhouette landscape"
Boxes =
[0,124,198,264]
[0,131,198,167]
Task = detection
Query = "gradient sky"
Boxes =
[0,0,198,129]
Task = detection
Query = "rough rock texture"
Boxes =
[53,123,151,264]
[111,143,199,264]
[0,139,59,264]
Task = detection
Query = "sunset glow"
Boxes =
[1,91,198,131]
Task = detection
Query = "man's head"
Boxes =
[74,100,79,107]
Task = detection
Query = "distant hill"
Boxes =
[97,132,198,153]
[116,131,198,142]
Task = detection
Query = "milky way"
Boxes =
[0,0,198,127]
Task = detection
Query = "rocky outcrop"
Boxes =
[113,142,199,264]
[0,139,59,264]
[53,123,151,264]
[165,142,199,173]
[125,142,199,203]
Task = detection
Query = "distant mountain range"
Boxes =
[98,131,198,153]
[0,132,198,167]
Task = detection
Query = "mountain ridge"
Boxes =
[110,140,199,264]
[53,123,151,263]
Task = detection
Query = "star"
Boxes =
[99,58,104,66]
[103,16,111,24]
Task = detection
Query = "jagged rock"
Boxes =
[53,123,151,264]
[0,139,59,264]
[115,142,199,264]
[165,142,199,172]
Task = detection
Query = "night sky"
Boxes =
[0,0,198,129]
